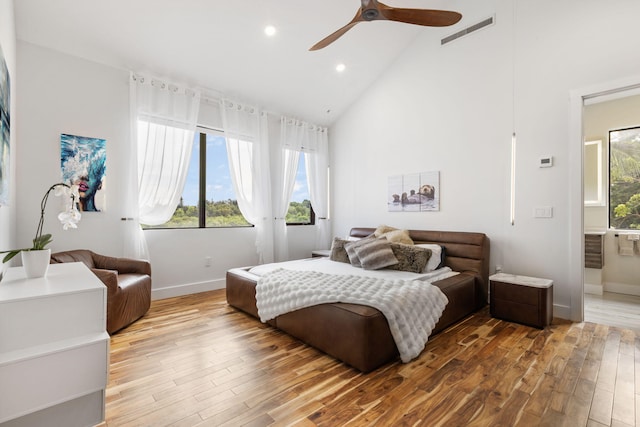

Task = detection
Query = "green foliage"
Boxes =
[286,200,311,224]
[1,233,54,263]
[147,199,251,228]
[610,136,640,229]
[146,199,312,229]
[614,203,630,218]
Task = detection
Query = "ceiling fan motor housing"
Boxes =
[363,9,379,21]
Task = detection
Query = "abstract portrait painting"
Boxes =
[61,133,107,212]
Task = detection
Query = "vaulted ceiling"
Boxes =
[15,0,473,125]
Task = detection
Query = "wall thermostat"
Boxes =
[539,156,553,168]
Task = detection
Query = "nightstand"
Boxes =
[311,249,331,258]
[489,273,553,329]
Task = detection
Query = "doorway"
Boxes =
[577,84,640,331]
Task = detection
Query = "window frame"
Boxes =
[143,127,318,229]
[143,126,252,230]
[285,152,315,226]
[608,125,640,230]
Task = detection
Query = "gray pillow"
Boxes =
[386,243,431,273]
[329,237,350,263]
[353,238,399,270]
[344,237,375,267]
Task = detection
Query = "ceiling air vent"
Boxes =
[441,16,495,46]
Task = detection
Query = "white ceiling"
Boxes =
[14,0,469,126]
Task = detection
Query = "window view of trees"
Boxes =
[144,130,252,229]
[144,130,314,229]
[152,199,250,228]
[286,200,311,224]
[286,154,314,225]
[610,127,640,229]
[153,198,312,228]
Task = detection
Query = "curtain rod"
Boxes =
[132,71,325,128]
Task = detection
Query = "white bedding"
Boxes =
[249,257,459,282]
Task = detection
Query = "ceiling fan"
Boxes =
[309,0,462,51]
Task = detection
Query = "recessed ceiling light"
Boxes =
[336,63,346,73]
[264,25,277,37]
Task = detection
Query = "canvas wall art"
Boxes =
[61,133,107,212]
[0,43,10,207]
[388,171,440,212]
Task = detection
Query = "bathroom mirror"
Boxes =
[584,140,604,206]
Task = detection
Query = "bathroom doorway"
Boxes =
[582,89,640,332]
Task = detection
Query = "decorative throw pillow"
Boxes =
[380,229,414,245]
[353,238,399,270]
[374,224,398,237]
[415,244,445,272]
[386,243,432,273]
[329,237,351,263]
[344,237,375,267]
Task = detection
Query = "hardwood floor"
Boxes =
[585,292,640,334]
[103,290,639,426]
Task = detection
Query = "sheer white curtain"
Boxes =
[304,125,330,250]
[124,72,200,259]
[221,99,274,264]
[281,117,331,251]
[273,117,303,261]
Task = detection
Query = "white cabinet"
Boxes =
[0,262,109,427]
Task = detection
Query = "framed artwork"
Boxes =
[388,171,440,212]
[61,133,107,212]
[0,43,10,207]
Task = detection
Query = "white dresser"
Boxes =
[0,262,109,427]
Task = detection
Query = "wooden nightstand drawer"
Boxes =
[489,274,553,329]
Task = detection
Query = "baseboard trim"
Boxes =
[584,283,603,295]
[553,303,571,320]
[152,278,226,300]
[604,281,640,297]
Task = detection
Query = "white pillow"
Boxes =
[416,244,443,272]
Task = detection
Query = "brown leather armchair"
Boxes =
[50,249,152,334]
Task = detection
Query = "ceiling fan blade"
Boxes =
[379,6,462,27]
[309,9,363,51]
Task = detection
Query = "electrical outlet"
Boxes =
[205,256,212,267]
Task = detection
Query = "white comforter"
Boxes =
[255,267,449,363]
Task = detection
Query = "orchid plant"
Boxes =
[1,183,81,263]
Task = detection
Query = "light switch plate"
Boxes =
[534,206,553,218]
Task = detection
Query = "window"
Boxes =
[144,129,317,229]
[609,126,640,229]
[145,129,250,228]
[286,153,315,225]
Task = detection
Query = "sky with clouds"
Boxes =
[181,134,308,206]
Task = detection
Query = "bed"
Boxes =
[226,227,490,372]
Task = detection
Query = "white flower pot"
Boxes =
[22,249,52,278]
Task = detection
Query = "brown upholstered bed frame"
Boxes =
[226,227,490,372]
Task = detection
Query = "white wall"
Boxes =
[15,42,317,298]
[0,0,16,278]
[17,42,129,258]
[329,0,640,319]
